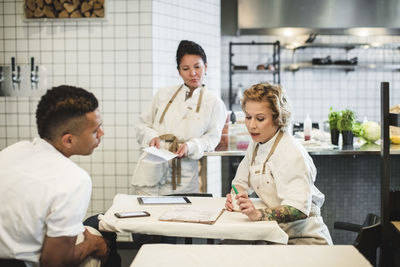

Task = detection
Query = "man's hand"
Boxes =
[40,229,110,267]
[83,229,109,262]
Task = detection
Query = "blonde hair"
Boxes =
[241,83,291,131]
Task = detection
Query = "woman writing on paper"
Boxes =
[132,40,227,195]
[225,83,332,245]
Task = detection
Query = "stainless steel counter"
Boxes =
[204,143,400,157]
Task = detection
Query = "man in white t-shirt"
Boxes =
[0,85,120,267]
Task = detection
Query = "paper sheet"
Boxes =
[159,207,224,224]
[143,147,177,161]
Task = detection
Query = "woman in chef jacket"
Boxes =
[225,83,332,245]
[132,40,227,195]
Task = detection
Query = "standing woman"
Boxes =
[132,40,227,195]
[225,83,332,245]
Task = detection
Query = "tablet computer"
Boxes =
[137,196,191,205]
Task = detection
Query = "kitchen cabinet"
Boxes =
[283,42,400,72]
[228,41,280,110]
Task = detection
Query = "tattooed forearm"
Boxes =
[258,205,306,223]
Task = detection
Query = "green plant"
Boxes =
[337,109,356,132]
[328,107,340,131]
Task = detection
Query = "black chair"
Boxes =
[0,259,26,267]
[334,213,381,266]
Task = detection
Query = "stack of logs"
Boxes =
[25,0,105,18]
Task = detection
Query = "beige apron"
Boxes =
[247,131,332,245]
[133,84,205,190]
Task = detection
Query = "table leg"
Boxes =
[199,157,207,193]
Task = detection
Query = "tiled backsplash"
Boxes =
[0,0,222,217]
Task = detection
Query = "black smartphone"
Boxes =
[114,211,150,218]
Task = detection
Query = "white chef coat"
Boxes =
[0,138,92,266]
[133,84,227,195]
[232,131,333,245]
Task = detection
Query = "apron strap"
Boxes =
[159,85,183,124]
[247,131,284,187]
[159,134,183,190]
[196,85,205,113]
[159,84,205,124]
[262,131,283,174]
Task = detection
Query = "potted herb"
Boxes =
[328,107,340,145]
[337,109,356,145]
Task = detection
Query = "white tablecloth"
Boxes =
[130,244,372,267]
[99,194,288,244]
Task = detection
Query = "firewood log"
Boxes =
[43,5,55,18]
[25,7,34,18]
[70,9,82,18]
[26,0,36,11]
[34,7,44,17]
[58,9,69,18]
[35,0,44,9]
[93,8,103,17]
[53,0,63,11]
[64,2,77,13]
[81,1,93,14]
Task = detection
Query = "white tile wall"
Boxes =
[222,35,400,124]
[0,0,223,218]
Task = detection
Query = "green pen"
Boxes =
[232,184,239,194]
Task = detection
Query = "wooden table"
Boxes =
[130,244,372,267]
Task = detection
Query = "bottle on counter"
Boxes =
[304,114,312,141]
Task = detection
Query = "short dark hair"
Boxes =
[36,85,98,140]
[176,40,207,69]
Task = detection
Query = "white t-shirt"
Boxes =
[133,84,227,194]
[0,138,92,265]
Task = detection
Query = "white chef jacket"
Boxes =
[133,84,227,195]
[232,131,333,244]
[0,138,92,266]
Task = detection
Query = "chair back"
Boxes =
[354,214,381,266]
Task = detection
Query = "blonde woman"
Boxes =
[225,83,332,245]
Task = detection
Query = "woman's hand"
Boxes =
[149,137,160,149]
[225,193,233,211]
[176,143,188,158]
[236,192,262,221]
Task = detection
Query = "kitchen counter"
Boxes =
[204,142,400,156]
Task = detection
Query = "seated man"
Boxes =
[0,85,120,267]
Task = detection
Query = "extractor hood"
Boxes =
[238,0,400,35]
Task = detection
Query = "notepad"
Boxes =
[159,206,225,225]
[143,147,177,161]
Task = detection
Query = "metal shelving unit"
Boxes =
[282,42,400,73]
[228,41,280,110]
